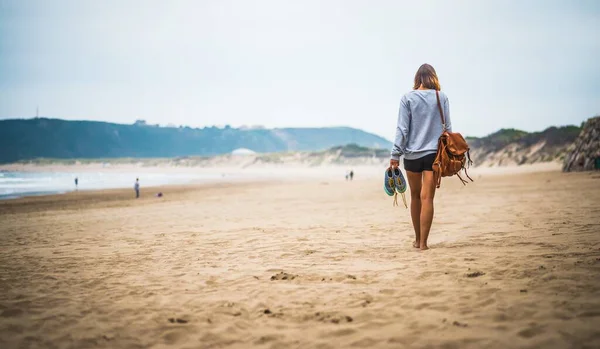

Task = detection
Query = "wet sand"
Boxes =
[1,170,599,348]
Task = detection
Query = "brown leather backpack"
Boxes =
[432,90,474,188]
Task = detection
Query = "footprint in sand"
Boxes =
[329,328,356,337]
[314,312,353,324]
[452,321,468,327]
[254,335,283,345]
[262,308,284,318]
[466,271,485,278]
[168,318,188,324]
[270,272,297,280]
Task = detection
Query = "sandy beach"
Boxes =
[1,168,599,349]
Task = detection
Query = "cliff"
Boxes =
[467,126,581,167]
[562,116,600,171]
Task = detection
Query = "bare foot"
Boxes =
[420,245,429,251]
[413,241,420,248]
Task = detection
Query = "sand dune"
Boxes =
[1,169,599,348]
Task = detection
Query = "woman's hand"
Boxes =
[389,159,399,169]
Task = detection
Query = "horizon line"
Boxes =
[0,115,592,140]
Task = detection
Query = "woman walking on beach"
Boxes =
[390,64,451,250]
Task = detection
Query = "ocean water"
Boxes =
[0,171,221,199]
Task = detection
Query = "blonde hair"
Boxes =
[413,63,441,91]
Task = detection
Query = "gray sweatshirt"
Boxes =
[391,89,451,161]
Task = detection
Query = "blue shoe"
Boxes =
[393,168,407,194]
[384,168,395,196]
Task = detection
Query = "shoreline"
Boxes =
[0,162,562,201]
[0,160,562,173]
[0,173,275,201]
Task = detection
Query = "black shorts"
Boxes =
[404,153,436,172]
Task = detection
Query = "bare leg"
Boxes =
[419,171,437,250]
[406,171,423,248]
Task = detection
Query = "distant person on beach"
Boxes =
[134,178,140,198]
[74,177,78,190]
[390,64,452,251]
[349,170,354,181]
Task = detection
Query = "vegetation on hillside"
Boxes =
[0,118,392,163]
[467,125,581,166]
[1,118,584,168]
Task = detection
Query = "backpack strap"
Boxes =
[433,137,444,188]
[435,90,447,131]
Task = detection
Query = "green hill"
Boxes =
[0,118,392,163]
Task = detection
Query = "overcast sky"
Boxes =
[1,0,599,139]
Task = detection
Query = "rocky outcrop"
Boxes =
[562,116,600,172]
[467,126,581,167]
